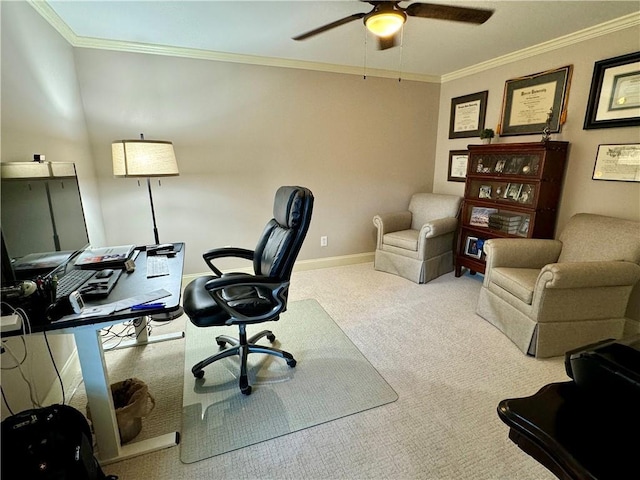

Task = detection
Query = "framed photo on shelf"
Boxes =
[517,217,530,237]
[503,183,523,201]
[448,91,488,139]
[592,143,640,182]
[583,51,640,130]
[464,236,483,259]
[448,150,469,182]
[499,65,573,136]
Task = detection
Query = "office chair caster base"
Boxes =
[193,370,205,379]
[287,359,297,367]
[266,333,276,342]
[240,377,252,395]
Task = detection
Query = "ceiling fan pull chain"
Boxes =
[363,28,368,80]
[398,26,404,82]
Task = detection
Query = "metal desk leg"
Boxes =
[73,326,179,464]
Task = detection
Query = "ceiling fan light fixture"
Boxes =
[365,11,406,37]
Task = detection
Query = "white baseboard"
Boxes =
[42,345,82,406]
[182,252,374,285]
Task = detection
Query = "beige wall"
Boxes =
[433,26,640,231]
[433,24,640,321]
[72,49,440,274]
[0,1,103,419]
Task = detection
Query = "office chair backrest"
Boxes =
[253,186,314,281]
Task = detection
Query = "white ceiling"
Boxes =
[42,1,640,81]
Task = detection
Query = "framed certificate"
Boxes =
[448,91,488,139]
[584,51,640,129]
[592,144,640,182]
[447,150,469,182]
[499,65,573,136]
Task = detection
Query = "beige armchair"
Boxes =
[373,193,462,284]
[477,213,640,358]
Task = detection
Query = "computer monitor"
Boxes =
[1,228,17,285]
[0,162,90,284]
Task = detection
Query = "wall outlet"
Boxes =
[320,236,328,247]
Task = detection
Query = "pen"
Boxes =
[131,302,165,310]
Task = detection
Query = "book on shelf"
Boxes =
[469,207,499,227]
[489,212,522,224]
[74,244,135,269]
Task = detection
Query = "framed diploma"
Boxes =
[499,65,573,136]
[584,51,640,130]
[448,91,488,139]
[448,150,469,182]
[592,144,640,182]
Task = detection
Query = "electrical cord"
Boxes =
[43,331,66,405]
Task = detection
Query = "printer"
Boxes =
[565,335,640,405]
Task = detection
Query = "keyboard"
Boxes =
[55,269,96,300]
[146,256,169,278]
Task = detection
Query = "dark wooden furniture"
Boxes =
[498,381,637,480]
[455,141,568,276]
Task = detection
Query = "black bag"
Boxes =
[1,404,117,480]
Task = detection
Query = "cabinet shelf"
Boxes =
[455,141,568,277]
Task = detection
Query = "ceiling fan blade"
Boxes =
[378,35,398,51]
[293,13,366,41]
[405,3,493,24]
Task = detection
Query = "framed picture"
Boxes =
[517,217,530,237]
[592,144,640,182]
[448,91,488,139]
[448,150,469,182]
[503,183,523,201]
[499,65,573,136]
[464,236,483,259]
[584,51,640,129]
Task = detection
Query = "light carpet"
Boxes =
[180,298,398,464]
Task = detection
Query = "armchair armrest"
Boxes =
[420,217,458,238]
[204,274,289,324]
[484,238,563,270]
[537,261,640,289]
[202,247,254,276]
[373,211,412,248]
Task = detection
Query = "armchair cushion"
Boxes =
[383,229,419,251]
[491,268,539,304]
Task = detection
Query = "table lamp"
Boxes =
[111,135,179,245]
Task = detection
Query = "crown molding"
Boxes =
[28,2,639,84]
[26,1,439,83]
[442,11,640,82]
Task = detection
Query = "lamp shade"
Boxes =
[112,139,179,177]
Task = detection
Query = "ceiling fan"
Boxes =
[293,1,494,50]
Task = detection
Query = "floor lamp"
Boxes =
[112,135,184,324]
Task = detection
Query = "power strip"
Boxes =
[1,313,22,333]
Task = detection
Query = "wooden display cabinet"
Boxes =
[455,141,569,277]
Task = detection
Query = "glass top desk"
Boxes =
[8,243,185,464]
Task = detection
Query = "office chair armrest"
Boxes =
[202,247,255,275]
[204,275,290,324]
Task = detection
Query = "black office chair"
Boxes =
[183,186,314,395]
